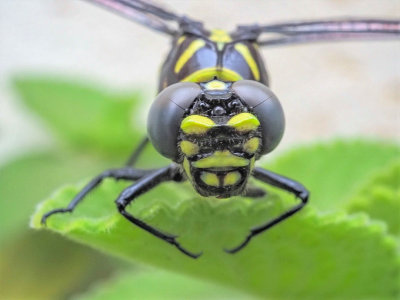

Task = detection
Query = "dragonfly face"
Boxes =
[148,79,285,197]
[179,85,259,197]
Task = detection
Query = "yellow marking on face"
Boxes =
[183,157,192,181]
[177,36,186,45]
[193,151,249,168]
[182,67,243,83]
[227,113,260,132]
[250,157,255,169]
[200,172,219,187]
[234,43,260,81]
[244,137,260,154]
[223,171,241,186]
[175,39,206,74]
[181,115,215,135]
[204,80,227,90]
[209,29,232,51]
[180,140,199,156]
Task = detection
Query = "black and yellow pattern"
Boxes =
[176,82,263,197]
[158,29,269,91]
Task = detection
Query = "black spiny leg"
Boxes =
[115,164,202,259]
[243,185,266,198]
[41,137,153,224]
[41,168,153,225]
[225,167,309,254]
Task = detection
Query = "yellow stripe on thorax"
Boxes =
[209,29,232,51]
[193,151,249,168]
[175,39,206,74]
[177,36,186,45]
[234,43,260,81]
[182,67,243,83]
[209,29,232,43]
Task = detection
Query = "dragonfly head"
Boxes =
[148,79,285,197]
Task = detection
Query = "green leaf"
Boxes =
[347,159,400,237]
[0,151,113,243]
[13,77,148,157]
[31,140,400,298]
[267,140,399,212]
[75,270,253,300]
[31,181,399,299]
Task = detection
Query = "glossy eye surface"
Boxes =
[147,82,202,160]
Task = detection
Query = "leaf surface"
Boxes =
[347,159,400,237]
[75,270,254,300]
[31,139,400,299]
[267,140,399,212]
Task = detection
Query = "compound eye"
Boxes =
[232,80,285,155]
[147,82,202,160]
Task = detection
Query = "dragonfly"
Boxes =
[41,0,400,258]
